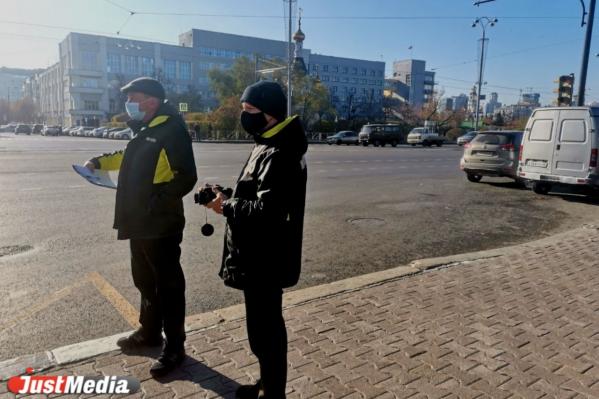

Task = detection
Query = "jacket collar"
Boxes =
[260,115,298,139]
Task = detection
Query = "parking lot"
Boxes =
[1,133,598,360]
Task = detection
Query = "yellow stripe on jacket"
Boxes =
[153,149,175,184]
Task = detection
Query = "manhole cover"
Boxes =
[0,245,33,258]
[347,218,387,227]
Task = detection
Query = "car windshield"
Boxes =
[472,133,511,145]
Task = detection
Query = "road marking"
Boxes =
[67,185,86,189]
[88,271,140,329]
[20,187,43,192]
[0,278,89,333]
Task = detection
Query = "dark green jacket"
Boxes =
[219,115,308,289]
[90,101,197,240]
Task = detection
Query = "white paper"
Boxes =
[72,165,117,189]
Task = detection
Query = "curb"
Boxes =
[2,224,596,381]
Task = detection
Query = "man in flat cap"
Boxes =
[84,77,197,377]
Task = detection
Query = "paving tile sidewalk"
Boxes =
[3,226,599,398]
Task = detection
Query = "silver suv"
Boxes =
[460,130,523,183]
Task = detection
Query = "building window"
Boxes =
[81,51,97,71]
[323,65,329,72]
[370,70,376,77]
[406,74,412,85]
[164,59,177,80]
[332,76,339,82]
[352,68,358,75]
[378,70,383,77]
[361,68,367,76]
[312,64,319,71]
[342,77,349,83]
[179,61,192,80]
[332,66,339,73]
[81,78,98,88]
[342,67,348,74]
[123,55,138,75]
[107,53,121,73]
[84,100,99,111]
[331,86,338,93]
[350,87,356,93]
[321,75,330,82]
[352,78,359,84]
[361,79,367,84]
[141,57,154,76]
[109,99,117,113]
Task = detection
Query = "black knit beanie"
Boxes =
[240,81,287,122]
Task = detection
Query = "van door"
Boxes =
[553,110,590,178]
[522,110,558,175]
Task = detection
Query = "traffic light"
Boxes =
[555,74,575,106]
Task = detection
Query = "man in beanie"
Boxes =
[84,77,197,377]
[203,81,308,398]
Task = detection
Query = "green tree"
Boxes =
[292,74,335,130]
[208,57,256,102]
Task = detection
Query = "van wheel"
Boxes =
[436,142,442,147]
[380,142,386,147]
[374,140,381,147]
[362,142,368,147]
[532,182,550,195]
[336,140,342,145]
[391,140,398,147]
[467,173,482,183]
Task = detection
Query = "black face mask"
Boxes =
[240,111,269,136]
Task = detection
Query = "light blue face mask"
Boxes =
[125,102,146,121]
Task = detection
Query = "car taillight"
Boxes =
[591,148,598,168]
[519,145,523,161]
[500,144,515,151]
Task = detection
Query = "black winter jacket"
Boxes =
[219,115,308,289]
[90,101,197,240]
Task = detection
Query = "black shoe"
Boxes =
[116,329,163,351]
[150,348,186,378]
[235,380,263,399]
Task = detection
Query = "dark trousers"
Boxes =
[130,233,186,350]
[244,288,287,399]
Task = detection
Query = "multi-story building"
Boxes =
[0,67,40,102]
[485,92,502,116]
[451,94,469,111]
[308,54,385,119]
[386,59,435,107]
[34,28,384,126]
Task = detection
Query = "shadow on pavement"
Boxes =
[154,356,241,398]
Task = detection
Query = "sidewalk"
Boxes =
[3,225,599,398]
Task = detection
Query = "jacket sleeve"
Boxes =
[89,150,124,171]
[222,150,289,221]
[158,122,198,199]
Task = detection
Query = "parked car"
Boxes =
[114,128,132,140]
[457,131,478,146]
[407,127,444,147]
[42,125,62,136]
[518,106,599,195]
[358,124,404,147]
[327,131,358,145]
[31,124,43,134]
[460,130,524,183]
[15,124,32,135]
[0,124,16,133]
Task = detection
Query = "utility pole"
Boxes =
[472,17,497,130]
[285,0,295,116]
[577,0,596,106]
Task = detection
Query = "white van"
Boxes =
[518,106,599,194]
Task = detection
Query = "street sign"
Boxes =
[179,103,188,112]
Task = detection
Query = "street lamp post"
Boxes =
[472,17,497,130]
[577,0,596,105]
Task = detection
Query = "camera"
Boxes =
[194,185,232,205]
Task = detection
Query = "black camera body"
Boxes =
[194,185,233,205]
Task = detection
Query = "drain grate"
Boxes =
[0,245,33,258]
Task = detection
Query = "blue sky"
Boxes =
[1,0,598,104]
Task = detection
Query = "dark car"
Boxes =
[32,124,44,134]
[15,124,32,135]
[358,124,405,147]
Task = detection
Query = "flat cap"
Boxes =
[120,77,166,100]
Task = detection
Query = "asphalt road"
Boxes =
[1,134,597,360]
